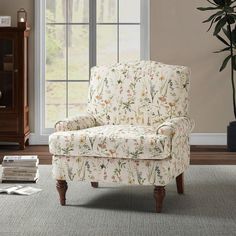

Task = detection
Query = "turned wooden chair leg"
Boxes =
[91,182,98,188]
[154,186,166,213]
[176,173,184,194]
[56,180,68,205]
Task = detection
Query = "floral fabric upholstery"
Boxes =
[49,61,194,186]
[49,125,172,160]
[157,117,194,137]
[52,155,188,186]
[88,61,190,126]
[54,113,96,132]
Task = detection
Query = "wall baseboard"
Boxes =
[190,133,226,145]
[29,133,227,146]
[29,133,49,145]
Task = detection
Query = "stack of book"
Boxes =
[1,155,39,183]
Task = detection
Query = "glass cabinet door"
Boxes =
[0,38,14,110]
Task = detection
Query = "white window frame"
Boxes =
[31,0,150,145]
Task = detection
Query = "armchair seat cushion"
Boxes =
[49,125,171,160]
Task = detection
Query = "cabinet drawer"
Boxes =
[0,114,18,133]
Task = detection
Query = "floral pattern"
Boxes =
[49,61,194,186]
[49,125,172,160]
[52,155,187,186]
[88,61,190,126]
[54,113,96,132]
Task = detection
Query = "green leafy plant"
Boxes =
[198,0,236,119]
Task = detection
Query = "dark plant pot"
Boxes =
[227,121,236,152]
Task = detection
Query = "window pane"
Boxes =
[68,0,89,23]
[45,82,66,128]
[46,0,66,23]
[46,25,66,81]
[68,25,89,80]
[97,0,117,23]
[119,0,140,23]
[119,25,140,62]
[68,82,89,117]
[97,25,117,65]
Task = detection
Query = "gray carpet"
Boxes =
[0,165,236,236]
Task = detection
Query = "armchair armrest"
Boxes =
[156,117,195,137]
[54,113,96,132]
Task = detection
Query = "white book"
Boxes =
[0,185,42,195]
[2,160,39,167]
[2,171,39,181]
[2,177,38,181]
[3,156,38,163]
[2,171,39,178]
[3,168,38,174]
[2,167,38,172]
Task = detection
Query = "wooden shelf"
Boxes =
[0,71,13,73]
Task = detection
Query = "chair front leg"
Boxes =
[56,180,68,205]
[154,186,166,213]
[176,173,184,194]
[91,182,98,188]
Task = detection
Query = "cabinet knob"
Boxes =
[14,69,18,73]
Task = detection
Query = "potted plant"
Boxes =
[198,0,236,151]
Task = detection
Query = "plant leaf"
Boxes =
[233,55,236,70]
[207,15,224,32]
[227,15,235,23]
[197,6,221,11]
[203,11,223,23]
[207,18,217,31]
[216,34,230,45]
[214,46,231,53]
[213,0,223,5]
[214,17,227,35]
[203,14,217,23]
[220,55,231,71]
[224,6,234,13]
[213,0,229,6]
[207,0,218,6]
[230,14,236,20]
[231,25,236,44]
[215,15,222,22]
[223,27,231,40]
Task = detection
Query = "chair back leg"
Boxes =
[91,182,99,188]
[154,186,166,213]
[176,173,184,194]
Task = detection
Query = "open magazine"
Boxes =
[0,185,42,195]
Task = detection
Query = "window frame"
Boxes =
[32,0,150,144]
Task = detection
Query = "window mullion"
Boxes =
[140,0,150,60]
[89,0,97,75]
[66,0,69,117]
[117,0,119,63]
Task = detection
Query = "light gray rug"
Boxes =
[0,165,236,236]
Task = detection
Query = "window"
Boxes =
[45,0,90,128]
[35,0,149,139]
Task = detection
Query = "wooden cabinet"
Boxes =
[0,25,30,149]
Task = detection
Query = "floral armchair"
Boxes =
[49,61,194,213]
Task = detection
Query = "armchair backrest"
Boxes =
[87,61,190,126]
